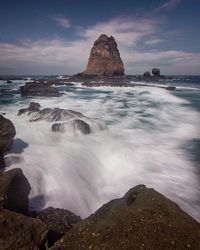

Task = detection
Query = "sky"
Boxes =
[0,0,200,75]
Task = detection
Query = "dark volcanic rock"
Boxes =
[166,86,176,90]
[51,185,200,250]
[18,102,41,116]
[152,68,161,77]
[143,71,151,78]
[37,207,81,247]
[20,81,60,97]
[0,168,31,214]
[52,119,91,135]
[0,115,16,168]
[0,209,48,250]
[84,34,124,76]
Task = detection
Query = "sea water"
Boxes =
[0,76,200,220]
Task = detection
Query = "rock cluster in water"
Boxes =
[84,34,124,76]
[0,168,200,249]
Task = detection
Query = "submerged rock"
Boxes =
[51,185,200,250]
[0,209,48,250]
[37,207,81,247]
[84,34,124,76]
[0,115,16,168]
[0,168,31,214]
[20,81,60,97]
[52,119,91,135]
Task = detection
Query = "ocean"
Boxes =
[0,76,200,220]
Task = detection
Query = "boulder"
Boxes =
[20,82,60,97]
[37,207,81,247]
[0,168,31,214]
[51,185,200,250]
[0,115,16,168]
[84,34,124,76]
[0,209,48,250]
[152,68,160,77]
[143,71,151,78]
[18,102,41,116]
[52,119,91,135]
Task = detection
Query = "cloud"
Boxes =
[155,0,182,12]
[144,39,163,45]
[0,16,199,75]
[52,15,70,28]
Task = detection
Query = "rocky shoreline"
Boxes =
[0,114,200,249]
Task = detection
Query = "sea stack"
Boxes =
[84,34,124,76]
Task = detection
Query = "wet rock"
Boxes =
[20,81,60,97]
[152,68,161,77]
[37,207,81,247]
[51,185,200,250]
[143,71,151,78]
[52,119,91,135]
[0,115,16,168]
[0,209,48,250]
[84,34,124,76]
[18,102,41,115]
[0,168,31,214]
[166,86,176,90]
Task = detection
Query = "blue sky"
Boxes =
[0,0,200,75]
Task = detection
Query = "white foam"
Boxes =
[3,86,200,220]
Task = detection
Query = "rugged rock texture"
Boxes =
[152,68,161,77]
[51,185,200,250]
[18,102,41,116]
[52,119,91,135]
[0,115,16,168]
[0,209,48,250]
[0,168,31,214]
[37,207,81,247]
[84,34,124,76]
[20,82,60,97]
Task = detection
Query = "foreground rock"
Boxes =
[0,168,31,214]
[0,209,48,250]
[51,185,200,250]
[84,34,124,76]
[37,207,81,247]
[20,81,60,97]
[0,115,16,168]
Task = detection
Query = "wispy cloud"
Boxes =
[155,0,182,12]
[0,15,199,75]
[52,15,70,28]
[144,39,163,45]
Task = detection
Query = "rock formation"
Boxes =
[0,168,31,214]
[152,68,161,77]
[20,81,60,97]
[84,34,124,76]
[0,115,16,168]
[51,185,200,250]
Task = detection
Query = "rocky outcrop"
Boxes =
[0,209,48,250]
[0,168,31,214]
[51,185,200,250]
[37,207,81,247]
[20,82,60,97]
[52,119,91,135]
[84,34,124,76]
[0,115,16,168]
[18,102,41,116]
[152,68,161,77]
[143,71,151,78]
